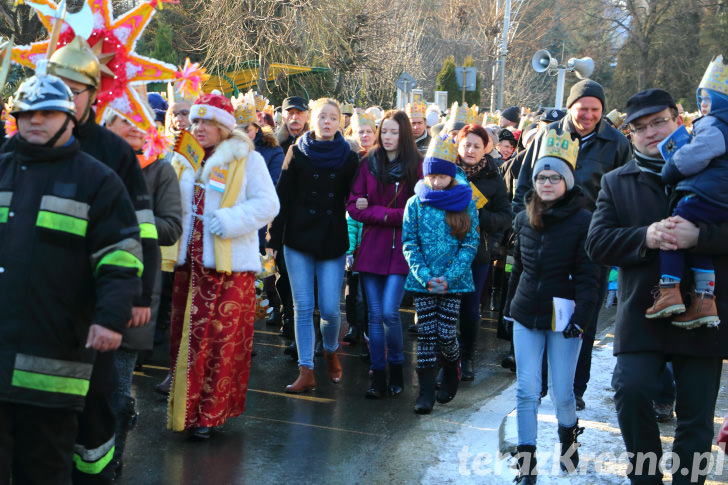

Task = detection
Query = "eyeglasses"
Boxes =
[173,110,190,117]
[535,174,563,184]
[70,86,92,98]
[629,116,675,135]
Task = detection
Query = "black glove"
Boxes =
[563,319,583,339]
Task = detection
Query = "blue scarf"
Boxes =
[414,179,472,212]
[296,130,351,169]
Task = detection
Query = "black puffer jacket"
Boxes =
[506,187,600,331]
[464,156,513,264]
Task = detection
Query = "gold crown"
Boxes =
[406,101,427,119]
[243,89,268,112]
[482,111,498,126]
[340,102,355,115]
[425,133,458,163]
[446,101,480,130]
[605,109,625,128]
[537,129,579,168]
[351,112,376,131]
[699,55,728,97]
[230,93,256,126]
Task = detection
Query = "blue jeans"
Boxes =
[284,246,346,369]
[513,321,582,446]
[361,273,406,371]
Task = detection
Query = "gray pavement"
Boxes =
[120,305,728,484]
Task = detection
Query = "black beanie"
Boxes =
[501,106,520,124]
[566,79,605,109]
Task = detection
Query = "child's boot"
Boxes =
[557,419,584,472]
[645,282,685,319]
[514,444,537,484]
[414,368,436,414]
[388,363,404,396]
[672,291,720,329]
[365,369,387,399]
[436,360,460,404]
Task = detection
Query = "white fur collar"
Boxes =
[200,131,252,182]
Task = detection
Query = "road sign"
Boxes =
[455,67,477,92]
[395,72,417,92]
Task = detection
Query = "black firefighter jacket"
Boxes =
[513,116,632,214]
[506,188,601,331]
[2,116,159,307]
[0,136,142,411]
[586,159,728,358]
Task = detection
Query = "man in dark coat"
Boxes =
[586,89,728,485]
[276,96,310,154]
[513,79,632,410]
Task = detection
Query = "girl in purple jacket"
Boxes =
[347,110,423,399]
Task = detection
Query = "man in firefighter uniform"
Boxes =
[1,37,159,481]
[0,67,142,483]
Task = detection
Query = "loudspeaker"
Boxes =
[567,57,594,79]
[532,49,557,73]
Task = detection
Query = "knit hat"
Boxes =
[425,104,441,127]
[532,128,579,190]
[423,134,458,178]
[190,90,235,131]
[566,79,605,109]
[501,106,520,124]
[147,92,168,124]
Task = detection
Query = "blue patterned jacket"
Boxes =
[402,177,479,294]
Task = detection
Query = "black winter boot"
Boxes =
[343,294,360,344]
[514,444,537,484]
[388,363,404,396]
[414,368,437,414]
[436,360,460,404]
[557,420,584,472]
[265,292,282,327]
[365,369,387,399]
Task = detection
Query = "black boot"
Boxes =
[414,368,437,414]
[111,395,138,478]
[436,360,460,404]
[365,369,387,399]
[461,359,474,381]
[284,340,298,360]
[279,313,294,339]
[435,367,444,389]
[265,292,282,327]
[388,363,404,396]
[515,444,537,484]
[557,420,584,473]
[343,294,360,344]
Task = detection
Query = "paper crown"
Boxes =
[445,101,480,131]
[537,128,579,168]
[425,133,458,163]
[699,55,728,97]
[245,89,268,112]
[482,111,499,126]
[351,111,377,131]
[231,92,256,126]
[406,101,427,119]
[605,109,625,128]
[340,102,355,115]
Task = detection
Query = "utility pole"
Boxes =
[497,0,511,111]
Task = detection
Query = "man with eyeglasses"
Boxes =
[586,88,728,485]
[513,79,632,412]
[1,37,159,482]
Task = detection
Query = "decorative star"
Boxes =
[12,0,178,133]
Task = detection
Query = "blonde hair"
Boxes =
[310,98,341,119]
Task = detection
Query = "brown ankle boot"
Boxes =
[672,292,720,329]
[324,351,342,383]
[285,366,316,393]
[645,283,685,319]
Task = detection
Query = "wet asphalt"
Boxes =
[120,304,519,484]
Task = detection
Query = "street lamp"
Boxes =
[531,50,594,108]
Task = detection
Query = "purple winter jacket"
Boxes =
[346,158,422,275]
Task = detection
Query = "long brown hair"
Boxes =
[526,192,551,232]
[443,179,472,240]
[371,110,422,192]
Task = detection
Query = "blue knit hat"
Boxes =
[147,92,168,124]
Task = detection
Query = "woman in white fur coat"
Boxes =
[167,92,279,440]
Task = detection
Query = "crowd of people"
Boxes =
[1,29,728,485]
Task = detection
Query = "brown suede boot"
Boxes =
[324,351,342,383]
[285,366,316,393]
[645,283,685,319]
[671,292,720,329]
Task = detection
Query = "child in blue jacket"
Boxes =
[402,134,479,414]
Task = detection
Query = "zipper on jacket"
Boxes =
[392,181,399,249]
[534,233,545,327]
